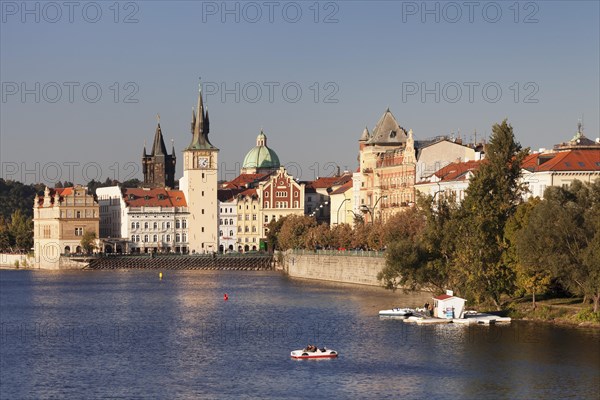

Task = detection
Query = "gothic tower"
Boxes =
[179,82,219,253]
[142,118,176,188]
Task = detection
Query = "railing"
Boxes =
[290,249,385,257]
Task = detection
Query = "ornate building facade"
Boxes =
[33,186,99,268]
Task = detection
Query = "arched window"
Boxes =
[265,201,270,208]
[182,220,187,228]
[144,222,149,229]
[153,234,158,242]
[182,234,187,242]
[166,234,171,242]
[176,219,181,229]
[252,226,257,233]
[144,235,149,242]
[131,222,135,229]
[153,222,158,230]
[238,226,242,233]
[229,230,233,236]
[176,234,181,243]
[219,230,223,237]
[229,219,233,225]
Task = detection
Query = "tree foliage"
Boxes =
[80,231,97,254]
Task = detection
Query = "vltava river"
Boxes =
[1,270,598,399]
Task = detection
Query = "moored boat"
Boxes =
[290,347,338,359]
[378,308,414,317]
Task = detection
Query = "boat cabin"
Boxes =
[433,291,466,319]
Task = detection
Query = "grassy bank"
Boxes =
[503,296,600,327]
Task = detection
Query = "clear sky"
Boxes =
[1,0,599,185]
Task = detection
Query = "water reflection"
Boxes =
[1,270,599,399]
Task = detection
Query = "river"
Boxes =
[1,270,598,399]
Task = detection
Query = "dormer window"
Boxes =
[129,194,135,200]
[144,195,150,201]
[390,130,396,138]
[158,194,165,200]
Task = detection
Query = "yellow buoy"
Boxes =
[159,272,163,280]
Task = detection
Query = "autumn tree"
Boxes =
[331,223,353,249]
[8,210,33,251]
[277,215,316,250]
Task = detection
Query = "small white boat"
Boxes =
[378,308,414,317]
[290,347,338,359]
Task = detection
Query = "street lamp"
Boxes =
[360,195,387,224]
[336,198,350,225]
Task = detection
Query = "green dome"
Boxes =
[242,131,281,170]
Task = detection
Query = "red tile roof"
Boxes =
[37,187,77,206]
[433,294,453,300]
[123,188,187,207]
[434,160,483,182]
[223,173,270,189]
[330,180,353,195]
[305,174,352,189]
[522,150,600,172]
[238,188,258,197]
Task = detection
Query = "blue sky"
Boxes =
[1,1,599,184]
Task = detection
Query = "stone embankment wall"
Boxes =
[0,253,35,269]
[281,250,386,286]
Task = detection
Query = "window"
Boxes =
[265,192,269,197]
[153,222,158,230]
[76,211,81,218]
[75,227,83,236]
[166,222,171,229]
[238,215,242,221]
[238,226,242,233]
[220,219,223,225]
[202,191,205,196]
[182,233,187,242]
[144,222,149,229]
[229,230,233,237]
[265,201,270,208]
[131,222,135,229]
[265,215,269,223]
[176,234,181,243]
[131,235,135,242]
[202,209,204,215]
[294,201,299,208]
[182,220,187,228]
[252,226,256,233]
[245,226,249,232]
[153,235,158,242]
[252,214,257,221]
[166,235,171,242]
[245,215,249,221]
[219,231,222,237]
[144,235,149,243]
[201,227,204,233]
[229,219,233,225]
[176,220,181,229]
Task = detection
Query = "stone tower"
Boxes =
[142,118,176,188]
[179,82,219,253]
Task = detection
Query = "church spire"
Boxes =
[151,118,168,156]
[143,140,147,157]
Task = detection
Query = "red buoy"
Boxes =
[224,293,229,301]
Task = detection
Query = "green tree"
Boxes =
[80,231,97,254]
[505,197,550,309]
[379,196,457,293]
[516,181,600,312]
[453,120,528,309]
[0,216,13,251]
[8,210,33,251]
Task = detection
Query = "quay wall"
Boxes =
[281,250,386,287]
[0,253,35,269]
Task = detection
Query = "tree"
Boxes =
[452,120,527,309]
[0,216,12,251]
[277,215,316,250]
[305,223,333,250]
[505,197,550,309]
[8,210,33,251]
[379,195,457,293]
[516,181,600,312]
[331,223,353,249]
[80,231,97,254]
[265,217,286,252]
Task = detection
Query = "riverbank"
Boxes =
[502,297,600,328]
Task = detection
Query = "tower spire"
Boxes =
[187,78,216,150]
